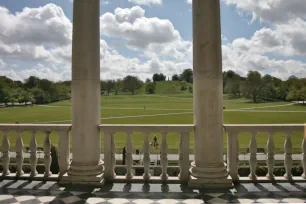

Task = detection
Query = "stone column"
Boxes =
[64,0,103,184]
[189,0,232,188]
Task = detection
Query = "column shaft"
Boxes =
[189,0,232,188]
[66,0,103,184]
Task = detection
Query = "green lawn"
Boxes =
[0,95,305,154]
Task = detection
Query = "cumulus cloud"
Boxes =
[222,43,306,80]
[228,18,306,57]
[128,0,162,6]
[0,4,72,46]
[99,39,190,80]
[223,0,306,23]
[100,6,192,68]
[187,0,192,4]
[100,6,180,49]
[1,63,71,82]
[0,3,72,65]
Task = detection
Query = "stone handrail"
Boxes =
[99,124,193,184]
[0,124,71,179]
[225,124,306,182]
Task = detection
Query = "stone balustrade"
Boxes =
[1,123,305,185]
[0,124,71,180]
[100,125,193,184]
[226,124,306,183]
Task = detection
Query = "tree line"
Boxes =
[0,76,71,105]
[223,70,306,103]
[0,69,305,105]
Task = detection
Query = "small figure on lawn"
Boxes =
[122,147,126,165]
[151,135,158,148]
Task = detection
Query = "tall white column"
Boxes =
[189,0,232,188]
[65,0,103,184]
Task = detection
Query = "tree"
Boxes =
[246,71,263,103]
[123,76,143,95]
[31,88,51,104]
[286,78,306,103]
[100,81,106,95]
[0,88,13,105]
[145,82,156,94]
[152,73,159,82]
[224,71,241,97]
[172,74,180,81]
[180,81,188,91]
[114,79,123,95]
[104,80,115,95]
[25,76,39,89]
[145,78,151,83]
[180,69,193,83]
[152,73,166,82]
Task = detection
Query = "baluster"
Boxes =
[236,138,240,177]
[178,132,190,183]
[126,132,133,180]
[248,133,257,180]
[284,132,292,180]
[160,132,168,181]
[227,132,239,182]
[16,130,24,177]
[58,131,70,177]
[44,131,52,177]
[30,131,38,177]
[302,137,306,179]
[1,131,10,176]
[103,132,116,180]
[266,132,275,180]
[143,133,150,181]
[178,133,183,180]
[111,133,116,179]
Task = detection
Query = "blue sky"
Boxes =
[0,0,305,81]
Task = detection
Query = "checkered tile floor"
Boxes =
[0,180,306,203]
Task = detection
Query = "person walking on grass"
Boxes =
[151,135,158,148]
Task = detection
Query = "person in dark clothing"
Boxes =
[151,135,158,148]
[122,147,126,165]
[50,145,59,174]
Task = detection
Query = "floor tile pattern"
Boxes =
[0,180,306,203]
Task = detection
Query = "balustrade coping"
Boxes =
[0,124,71,132]
[99,124,194,133]
[224,124,305,133]
[0,124,304,135]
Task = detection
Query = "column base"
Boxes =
[189,175,233,188]
[60,160,104,185]
[68,160,104,176]
[60,173,105,186]
[188,162,233,188]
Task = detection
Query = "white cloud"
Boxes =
[100,6,192,68]
[1,63,71,82]
[100,6,180,49]
[223,0,306,23]
[187,0,192,4]
[222,43,306,80]
[128,0,162,6]
[0,3,72,65]
[230,18,306,57]
[0,4,72,46]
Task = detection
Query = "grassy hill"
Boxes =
[137,81,192,95]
